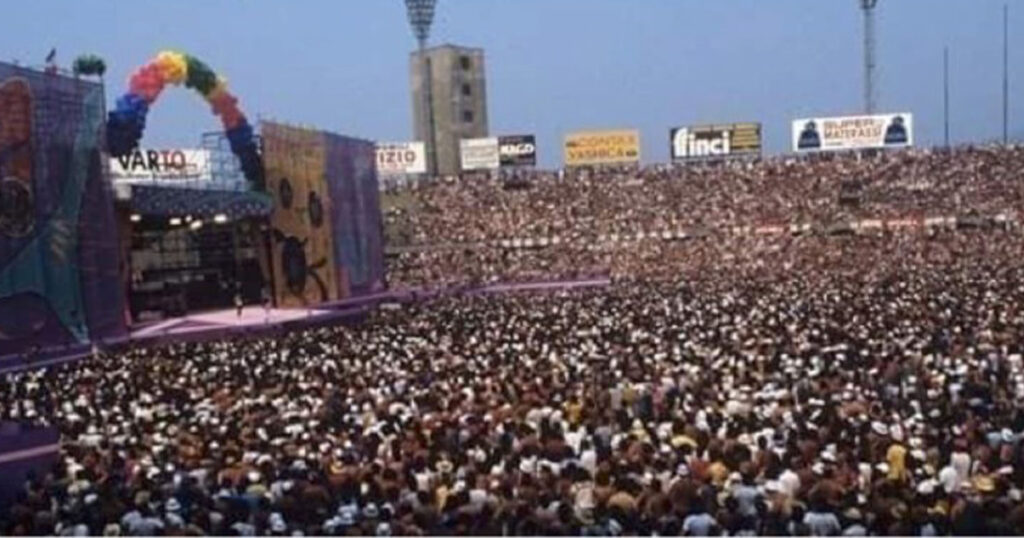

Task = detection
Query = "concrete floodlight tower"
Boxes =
[405,0,439,176]
[861,0,879,114]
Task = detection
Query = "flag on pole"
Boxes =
[44,48,57,74]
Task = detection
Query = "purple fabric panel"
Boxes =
[324,133,384,296]
[0,424,60,509]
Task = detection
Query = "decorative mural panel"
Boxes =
[262,122,337,308]
[0,63,126,355]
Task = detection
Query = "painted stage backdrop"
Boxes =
[0,63,126,355]
[262,122,383,308]
[262,122,338,308]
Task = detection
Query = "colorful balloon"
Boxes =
[107,50,263,189]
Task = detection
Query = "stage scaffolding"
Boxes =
[124,131,271,322]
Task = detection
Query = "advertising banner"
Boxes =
[375,141,426,175]
[564,129,640,166]
[792,113,913,152]
[459,137,500,171]
[670,123,761,161]
[498,134,537,166]
[110,148,211,183]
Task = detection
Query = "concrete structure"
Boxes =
[410,44,489,177]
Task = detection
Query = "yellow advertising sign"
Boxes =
[564,129,640,166]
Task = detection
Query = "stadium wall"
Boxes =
[0,63,126,356]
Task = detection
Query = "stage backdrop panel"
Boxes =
[0,63,126,356]
[324,133,384,298]
[262,122,338,308]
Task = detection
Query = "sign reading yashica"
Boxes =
[564,129,640,166]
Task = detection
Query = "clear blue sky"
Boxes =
[1,0,1019,167]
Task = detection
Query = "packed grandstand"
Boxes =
[3,145,1024,535]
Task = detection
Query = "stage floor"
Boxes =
[0,280,610,374]
[130,306,333,337]
[0,305,362,375]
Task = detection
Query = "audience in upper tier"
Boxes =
[382,145,1024,287]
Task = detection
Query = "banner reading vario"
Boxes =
[564,129,640,166]
[670,123,761,161]
[459,137,500,171]
[792,113,913,152]
[110,148,211,184]
[375,142,426,175]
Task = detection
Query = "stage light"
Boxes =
[185,214,193,223]
[214,214,228,224]
[130,214,141,222]
[190,220,204,231]
[169,217,182,226]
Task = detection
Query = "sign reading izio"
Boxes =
[376,142,427,175]
[671,123,762,161]
[460,137,500,171]
[792,113,913,152]
[110,149,211,183]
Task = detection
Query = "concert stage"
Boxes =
[0,278,613,375]
[0,292,408,375]
[131,305,333,337]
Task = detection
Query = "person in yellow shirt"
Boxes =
[887,441,908,483]
[565,396,584,426]
[708,460,730,488]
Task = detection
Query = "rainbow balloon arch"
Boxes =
[106,51,264,190]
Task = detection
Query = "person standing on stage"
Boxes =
[262,287,272,323]
[234,289,244,318]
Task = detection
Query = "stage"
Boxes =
[0,293,408,375]
[0,278,613,375]
[131,305,334,337]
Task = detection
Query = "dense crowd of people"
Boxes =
[2,227,1024,535]
[2,145,1024,535]
[385,145,1024,246]
[383,145,1024,286]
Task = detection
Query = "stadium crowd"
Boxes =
[383,145,1024,287]
[2,146,1024,535]
[4,226,1024,535]
[384,145,1024,246]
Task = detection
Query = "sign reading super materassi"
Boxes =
[670,123,761,161]
[792,113,913,152]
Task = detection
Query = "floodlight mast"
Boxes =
[405,0,439,176]
[861,0,879,114]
